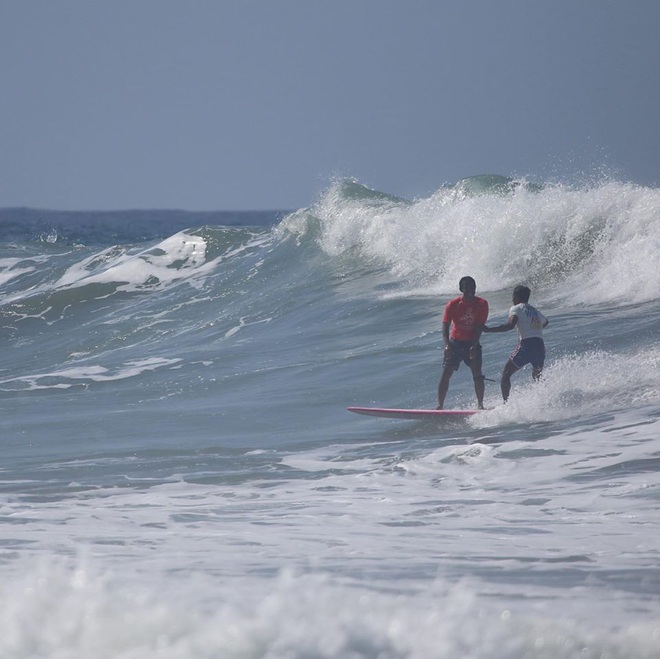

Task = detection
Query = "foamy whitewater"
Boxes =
[1,176,659,658]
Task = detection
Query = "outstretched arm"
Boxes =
[483,315,518,333]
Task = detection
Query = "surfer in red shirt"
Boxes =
[437,276,489,409]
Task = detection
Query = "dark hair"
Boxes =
[513,285,531,303]
[459,276,476,292]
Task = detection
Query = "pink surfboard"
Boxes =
[347,407,481,420]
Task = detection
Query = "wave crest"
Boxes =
[280,176,660,305]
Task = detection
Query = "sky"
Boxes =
[2,0,660,211]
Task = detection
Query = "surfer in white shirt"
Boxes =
[482,285,549,402]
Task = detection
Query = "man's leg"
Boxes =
[470,350,485,409]
[437,366,454,409]
[501,359,520,402]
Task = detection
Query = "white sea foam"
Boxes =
[1,400,659,655]
[297,178,660,305]
[0,357,182,391]
[54,233,211,291]
[472,346,660,427]
[0,264,35,286]
[1,558,654,659]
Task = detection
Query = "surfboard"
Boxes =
[347,407,480,420]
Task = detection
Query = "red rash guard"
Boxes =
[442,296,489,341]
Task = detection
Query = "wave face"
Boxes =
[0,179,659,657]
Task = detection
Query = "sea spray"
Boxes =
[280,176,660,303]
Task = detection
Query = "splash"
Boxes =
[2,558,658,659]
[472,346,660,427]
[281,177,660,305]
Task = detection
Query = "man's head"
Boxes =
[513,285,531,304]
[459,276,476,298]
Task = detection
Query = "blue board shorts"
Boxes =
[444,339,482,371]
[511,337,545,369]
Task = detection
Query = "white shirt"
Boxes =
[509,303,547,340]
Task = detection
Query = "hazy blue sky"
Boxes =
[2,1,660,210]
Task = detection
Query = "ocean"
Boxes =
[1,175,659,658]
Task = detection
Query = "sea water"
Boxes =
[1,176,659,658]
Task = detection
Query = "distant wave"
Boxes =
[0,208,283,245]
